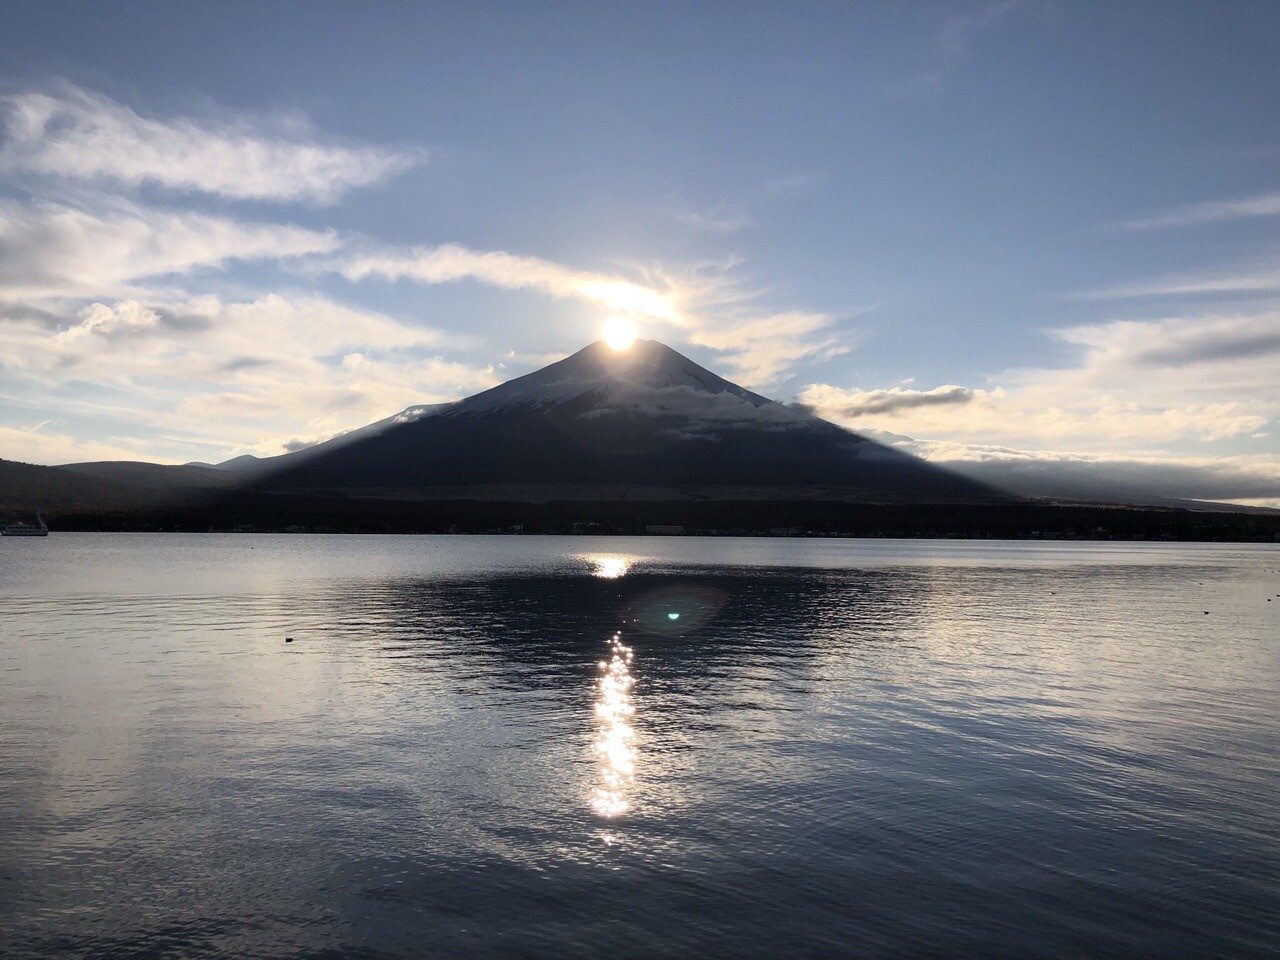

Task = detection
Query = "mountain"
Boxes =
[254,339,1000,503]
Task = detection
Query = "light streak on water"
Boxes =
[591,631,636,817]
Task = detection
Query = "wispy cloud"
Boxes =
[0,198,339,301]
[0,292,495,463]
[895,437,1280,505]
[1073,266,1280,300]
[669,204,752,234]
[339,243,682,322]
[688,310,847,386]
[1116,189,1280,230]
[1056,312,1280,369]
[56,299,161,341]
[0,422,159,465]
[338,245,849,387]
[894,0,1020,97]
[796,383,982,418]
[0,84,421,203]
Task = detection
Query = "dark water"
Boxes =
[1,535,1278,959]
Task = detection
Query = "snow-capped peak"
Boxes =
[454,339,787,418]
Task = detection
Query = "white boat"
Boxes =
[2,512,49,537]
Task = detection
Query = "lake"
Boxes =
[1,534,1278,958]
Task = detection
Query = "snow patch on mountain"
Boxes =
[451,339,803,428]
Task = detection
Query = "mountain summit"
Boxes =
[254,339,999,503]
[457,339,782,415]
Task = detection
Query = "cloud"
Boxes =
[1117,189,1280,230]
[1073,264,1280,300]
[339,245,848,387]
[894,0,1020,96]
[340,243,681,322]
[0,422,156,465]
[687,310,847,386]
[891,436,1280,506]
[0,198,848,462]
[669,204,752,234]
[0,293,497,462]
[1057,312,1280,368]
[0,198,339,301]
[56,299,160,341]
[0,85,420,203]
[796,383,979,418]
[798,311,1280,454]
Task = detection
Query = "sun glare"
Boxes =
[590,556,631,579]
[602,316,638,351]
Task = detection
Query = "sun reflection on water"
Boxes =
[590,556,631,579]
[591,631,636,818]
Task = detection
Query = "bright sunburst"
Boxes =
[602,316,638,351]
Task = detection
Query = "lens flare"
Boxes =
[602,316,638,351]
[624,584,729,636]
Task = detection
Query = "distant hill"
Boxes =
[0,458,137,515]
[61,461,237,490]
[0,458,229,518]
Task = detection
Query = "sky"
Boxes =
[1,1,1278,504]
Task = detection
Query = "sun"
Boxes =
[602,316,638,351]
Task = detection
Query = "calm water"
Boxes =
[1,535,1278,959]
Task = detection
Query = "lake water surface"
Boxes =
[1,535,1278,958]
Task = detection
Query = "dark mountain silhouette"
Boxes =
[253,339,1000,502]
[0,457,228,515]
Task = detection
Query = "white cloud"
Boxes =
[0,198,339,301]
[56,299,160,341]
[0,422,157,465]
[0,198,848,462]
[1055,312,1280,368]
[1073,264,1280,300]
[798,310,1280,455]
[0,293,497,462]
[1117,189,1280,230]
[893,0,1020,96]
[895,437,1280,505]
[341,243,682,322]
[688,310,846,386]
[0,85,420,203]
[339,245,849,387]
[669,204,752,233]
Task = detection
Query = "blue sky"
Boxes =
[1,2,1278,503]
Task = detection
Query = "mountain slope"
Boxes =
[255,340,1001,503]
